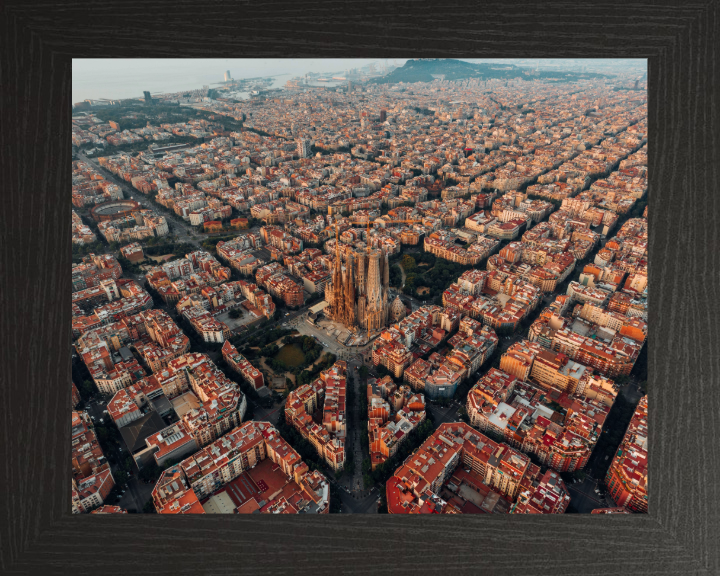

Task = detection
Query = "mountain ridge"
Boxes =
[368,59,609,85]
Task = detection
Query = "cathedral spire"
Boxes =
[382,251,390,290]
[345,253,355,326]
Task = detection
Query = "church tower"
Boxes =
[324,243,392,333]
[391,295,407,322]
[344,253,355,326]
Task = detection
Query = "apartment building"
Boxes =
[107,386,146,427]
[120,242,144,263]
[144,421,199,468]
[285,362,347,471]
[181,304,231,343]
[386,422,544,514]
[372,339,413,378]
[424,230,484,266]
[606,395,648,512]
[152,353,247,448]
[256,262,305,307]
[511,469,570,514]
[153,420,330,514]
[221,341,265,390]
[71,466,115,514]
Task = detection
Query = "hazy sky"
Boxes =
[72,58,646,103]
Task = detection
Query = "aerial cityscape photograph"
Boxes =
[71,58,648,516]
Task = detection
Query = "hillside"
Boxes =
[368,59,608,85]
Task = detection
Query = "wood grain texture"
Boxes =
[0,1,717,574]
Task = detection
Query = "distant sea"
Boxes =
[73,60,345,103]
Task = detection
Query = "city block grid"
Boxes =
[71,60,647,516]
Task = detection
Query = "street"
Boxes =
[116,476,155,513]
[425,400,462,426]
[252,401,284,427]
[81,395,155,512]
[336,487,380,514]
[619,379,644,405]
[345,358,367,495]
[566,476,612,513]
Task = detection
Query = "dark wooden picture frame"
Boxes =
[1,1,717,574]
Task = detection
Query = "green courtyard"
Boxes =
[274,343,306,368]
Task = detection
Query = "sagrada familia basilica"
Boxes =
[324,244,406,332]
